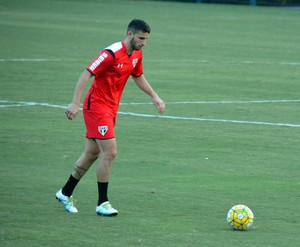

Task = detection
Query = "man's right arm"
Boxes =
[65,69,92,120]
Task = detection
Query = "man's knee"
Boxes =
[111,148,117,160]
[104,148,117,163]
[85,139,101,161]
[96,138,117,163]
[86,150,100,161]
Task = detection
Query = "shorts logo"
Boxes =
[98,126,108,136]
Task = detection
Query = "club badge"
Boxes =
[98,126,108,136]
[132,58,138,68]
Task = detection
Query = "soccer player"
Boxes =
[55,19,165,216]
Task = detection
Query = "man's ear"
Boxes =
[127,31,134,38]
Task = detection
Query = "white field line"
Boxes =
[147,59,300,66]
[0,58,62,62]
[0,58,76,62]
[1,100,300,128]
[120,99,300,105]
[0,100,67,109]
[118,112,300,128]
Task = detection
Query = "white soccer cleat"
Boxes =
[96,201,118,216]
[55,189,78,213]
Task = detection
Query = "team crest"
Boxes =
[132,58,138,68]
[98,126,108,136]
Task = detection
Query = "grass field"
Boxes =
[1,0,300,246]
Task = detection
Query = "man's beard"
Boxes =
[130,38,141,50]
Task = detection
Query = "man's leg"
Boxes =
[71,138,101,181]
[95,138,118,216]
[56,138,100,213]
[96,138,117,182]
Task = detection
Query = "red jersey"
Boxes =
[83,41,143,115]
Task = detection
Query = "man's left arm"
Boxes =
[132,74,165,113]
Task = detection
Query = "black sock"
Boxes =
[97,182,109,206]
[62,175,79,197]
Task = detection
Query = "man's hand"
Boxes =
[65,102,80,120]
[152,94,165,114]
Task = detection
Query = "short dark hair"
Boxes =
[127,19,151,34]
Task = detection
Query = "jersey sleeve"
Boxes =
[131,54,143,77]
[86,50,115,76]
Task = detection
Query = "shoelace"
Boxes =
[102,202,112,210]
[67,197,77,206]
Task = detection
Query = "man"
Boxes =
[56,19,165,216]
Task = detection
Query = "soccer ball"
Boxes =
[227,205,254,230]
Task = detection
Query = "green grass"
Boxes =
[1,0,300,246]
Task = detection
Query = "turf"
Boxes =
[0,0,300,246]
